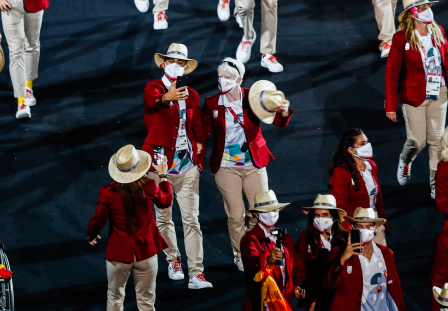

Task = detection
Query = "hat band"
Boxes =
[313,202,336,209]
[405,0,429,10]
[354,217,376,221]
[439,296,448,302]
[259,91,278,113]
[166,51,187,58]
[254,200,279,208]
[117,156,141,173]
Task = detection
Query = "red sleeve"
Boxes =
[330,167,350,212]
[386,249,407,311]
[201,99,213,142]
[150,180,173,209]
[431,232,448,311]
[371,161,390,235]
[294,232,308,286]
[385,31,406,112]
[86,187,110,241]
[241,235,268,275]
[144,82,170,130]
[436,162,448,216]
[439,26,448,78]
[272,109,293,128]
[322,255,346,289]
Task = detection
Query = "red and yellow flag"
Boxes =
[0,265,12,279]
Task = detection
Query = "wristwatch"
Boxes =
[159,174,168,179]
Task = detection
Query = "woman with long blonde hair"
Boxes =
[385,0,448,198]
[435,128,448,230]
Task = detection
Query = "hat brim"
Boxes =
[249,80,279,124]
[246,203,290,218]
[154,53,198,74]
[108,150,152,184]
[302,207,347,222]
[343,216,386,227]
[0,46,5,72]
[398,1,437,22]
[433,287,448,307]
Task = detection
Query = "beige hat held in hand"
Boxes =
[108,145,152,184]
[249,80,286,124]
[434,283,448,307]
[154,43,198,74]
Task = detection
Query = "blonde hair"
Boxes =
[439,127,448,162]
[398,10,445,50]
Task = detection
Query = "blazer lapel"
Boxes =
[214,96,226,132]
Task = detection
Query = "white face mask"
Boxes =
[164,62,185,80]
[218,77,238,94]
[416,7,434,24]
[258,210,279,228]
[360,228,375,244]
[350,143,373,160]
[313,217,334,233]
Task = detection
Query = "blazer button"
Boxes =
[249,142,252,146]
[358,292,362,296]
[358,302,361,306]
[246,131,249,134]
[175,127,178,130]
[173,137,176,140]
[171,147,175,150]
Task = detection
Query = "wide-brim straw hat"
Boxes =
[0,46,5,72]
[302,194,347,222]
[108,145,151,184]
[246,190,290,218]
[433,284,448,307]
[398,0,438,22]
[154,43,198,74]
[249,80,285,124]
[343,207,387,227]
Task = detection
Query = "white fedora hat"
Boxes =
[434,283,448,307]
[0,46,5,72]
[398,0,438,22]
[343,207,386,227]
[249,80,285,124]
[108,145,152,184]
[154,43,198,74]
[302,194,347,222]
[246,190,290,218]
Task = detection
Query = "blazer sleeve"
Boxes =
[385,31,405,112]
[201,99,213,142]
[144,82,170,111]
[150,180,173,209]
[294,232,308,287]
[439,26,448,77]
[371,161,390,235]
[330,167,350,212]
[436,162,448,216]
[387,249,407,311]
[322,254,346,289]
[86,188,110,241]
[241,235,266,276]
[272,109,293,128]
[431,232,448,311]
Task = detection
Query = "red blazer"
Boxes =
[436,161,448,230]
[385,26,448,112]
[143,79,205,171]
[201,87,292,174]
[240,224,300,311]
[329,161,390,235]
[24,0,49,12]
[430,229,448,311]
[86,179,172,263]
[323,243,406,311]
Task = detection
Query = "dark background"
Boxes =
[0,0,444,309]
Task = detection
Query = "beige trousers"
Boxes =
[235,0,277,54]
[214,166,269,258]
[106,255,158,311]
[1,0,43,98]
[148,167,204,277]
[153,0,169,14]
[401,86,448,187]
[372,0,397,47]
[373,225,387,246]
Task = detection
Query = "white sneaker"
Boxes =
[380,42,391,58]
[26,87,36,107]
[154,12,168,30]
[168,260,184,280]
[234,257,244,271]
[236,31,256,64]
[134,0,149,12]
[217,0,230,21]
[397,154,412,186]
[16,102,31,119]
[431,187,436,199]
[261,54,284,73]
[188,273,213,289]
[236,14,243,28]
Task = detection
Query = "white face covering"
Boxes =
[416,7,434,24]
[313,217,334,233]
[350,143,373,160]
[258,210,279,228]
[359,228,375,244]
[218,77,238,94]
[164,62,185,80]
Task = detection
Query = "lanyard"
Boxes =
[420,38,441,74]
[227,107,245,129]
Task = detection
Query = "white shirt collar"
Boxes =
[258,223,277,244]
[219,87,242,107]
[162,75,173,89]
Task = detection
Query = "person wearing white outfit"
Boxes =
[134,0,168,30]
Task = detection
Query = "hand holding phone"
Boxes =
[339,231,363,266]
[350,230,362,254]
[176,76,189,96]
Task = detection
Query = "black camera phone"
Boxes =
[271,228,287,265]
[351,229,362,253]
[176,76,188,95]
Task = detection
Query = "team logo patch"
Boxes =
[213,110,218,118]
[347,266,352,274]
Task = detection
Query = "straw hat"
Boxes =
[246,190,290,218]
[398,0,438,22]
[433,283,448,307]
[302,194,347,222]
[0,46,5,72]
[249,80,285,124]
[221,57,245,79]
[343,207,387,227]
[108,145,152,184]
[154,43,198,74]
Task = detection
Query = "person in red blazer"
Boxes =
[329,128,390,245]
[202,57,292,271]
[384,0,448,197]
[435,127,448,230]
[87,145,172,311]
[0,0,49,119]
[143,43,212,289]
[323,207,406,311]
[430,229,448,311]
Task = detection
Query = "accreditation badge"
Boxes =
[213,110,218,118]
[347,266,352,274]
[405,42,410,51]
[426,73,442,99]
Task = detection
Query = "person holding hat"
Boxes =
[432,283,448,311]
[86,144,173,311]
[202,59,292,271]
[385,0,448,198]
[240,190,299,311]
[430,229,448,310]
[323,207,406,311]
[143,43,212,289]
[0,0,49,119]
[294,194,348,311]
[329,128,389,246]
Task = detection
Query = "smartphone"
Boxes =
[176,76,189,96]
[153,145,164,165]
[351,229,362,253]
